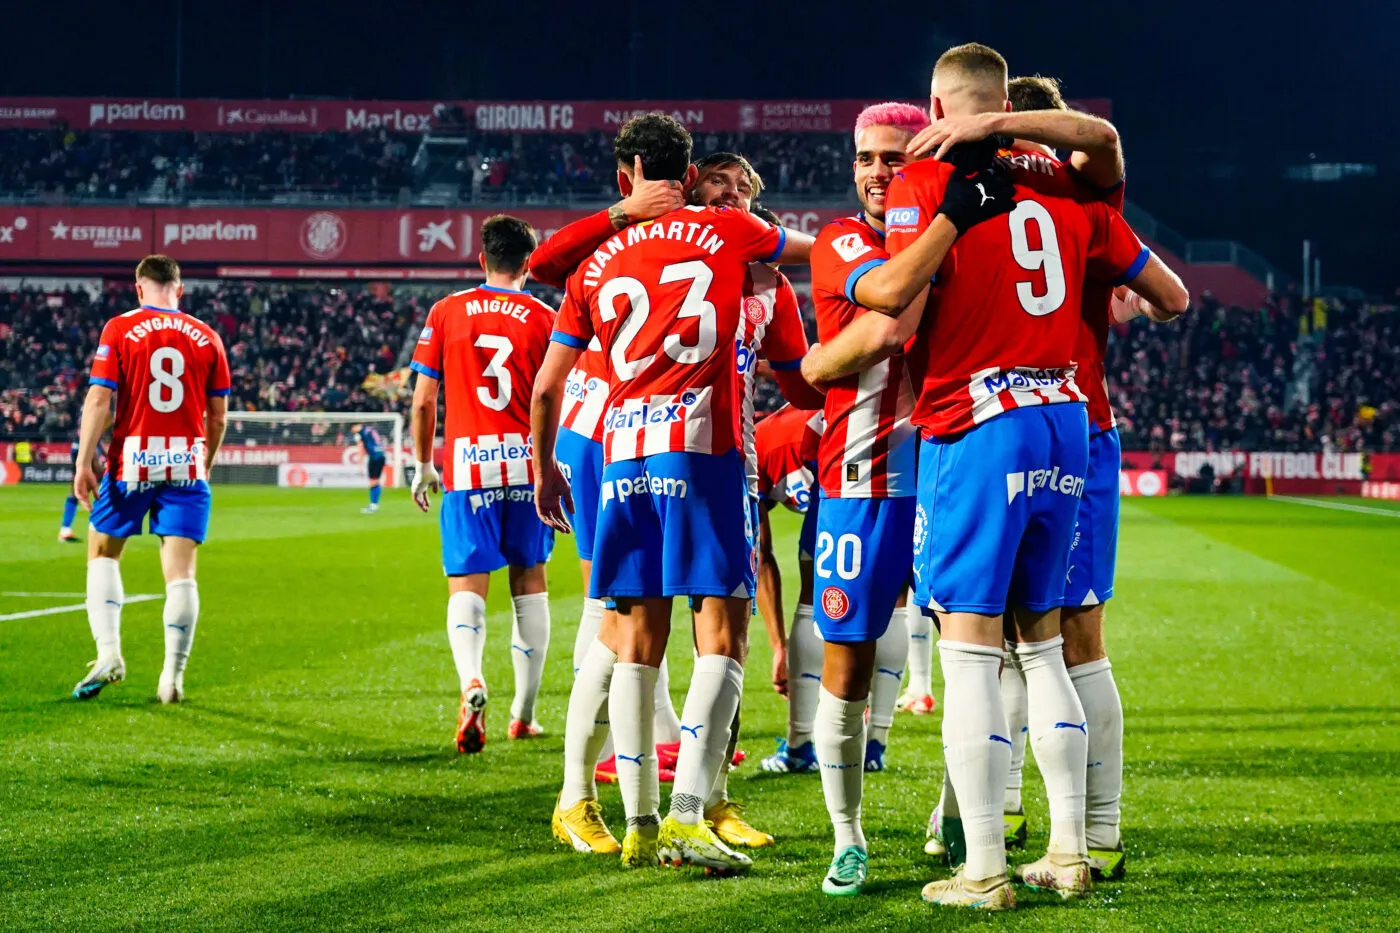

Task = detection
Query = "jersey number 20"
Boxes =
[1009,201,1066,317]
[148,347,186,413]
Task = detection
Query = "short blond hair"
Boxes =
[934,43,1008,108]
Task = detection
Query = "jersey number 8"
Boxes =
[148,347,186,413]
[597,260,717,380]
[1008,200,1067,317]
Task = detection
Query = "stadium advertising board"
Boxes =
[0,97,1112,134]
[1119,469,1167,496]
[0,207,856,263]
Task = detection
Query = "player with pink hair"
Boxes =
[786,100,942,896]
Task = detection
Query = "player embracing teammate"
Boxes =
[533,114,809,873]
[806,44,1187,908]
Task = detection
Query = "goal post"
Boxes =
[213,411,406,488]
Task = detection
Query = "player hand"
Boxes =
[535,462,575,534]
[411,460,441,512]
[73,465,99,511]
[771,645,788,697]
[618,156,685,224]
[935,156,1016,236]
[906,113,999,161]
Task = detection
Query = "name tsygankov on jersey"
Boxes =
[122,315,212,346]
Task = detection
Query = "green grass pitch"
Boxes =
[2,485,1398,931]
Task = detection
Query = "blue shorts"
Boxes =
[367,455,386,480]
[914,404,1089,615]
[813,494,915,643]
[799,489,820,561]
[440,486,554,576]
[555,427,605,562]
[1066,428,1121,607]
[90,474,212,543]
[590,449,754,600]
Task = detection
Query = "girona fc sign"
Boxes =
[821,586,850,620]
[300,211,346,259]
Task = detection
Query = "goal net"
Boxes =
[213,412,406,488]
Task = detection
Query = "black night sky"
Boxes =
[2,0,1396,288]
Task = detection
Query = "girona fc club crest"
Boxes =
[743,296,768,326]
[300,211,346,259]
[822,586,850,620]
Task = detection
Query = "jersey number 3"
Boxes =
[1009,201,1067,317]
[148,347,186,413]
[474,334,514,411]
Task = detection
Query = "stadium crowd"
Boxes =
[0,283,436,437]
[1108,294,1399,454]
[0,128,854,202]
[3,282,1394,452]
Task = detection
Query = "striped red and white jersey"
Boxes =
[1075,177,1128,433]
[410,285,556,491]
[884,150,1149,441]
[810,215,917,499]
[739,263,809,496]
[558,340,609,443]
[551,204,786,464]
[88,306,231,485]
[755,403,820,513]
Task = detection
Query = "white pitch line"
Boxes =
[3,592,88,597]
[1270,496,1400,518]
[0,594,163,622]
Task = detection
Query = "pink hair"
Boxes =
[853,102,931,143]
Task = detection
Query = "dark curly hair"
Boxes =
[613,113,693,182]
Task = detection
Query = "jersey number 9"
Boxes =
[1009,200,1067,317]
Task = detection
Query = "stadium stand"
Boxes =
[0,129,854,203]
[3,281,1394,454]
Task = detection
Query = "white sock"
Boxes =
[905,597,934,698]
[446,591,487,692]
[938,765,960,819]
[787,602,821,748]
[939,640,1010,882]
[706,704,741,808]
[610,663,660,831]
[571,597,605,674]
[85,557,123,660]
[1016,636,1088,857]
[509,593,550,723]
[815,687,868,854]
[869,608,908,746]
[1001,642,1029,813]
[1071,657,1124,850]
[652,656,683,744]
[561,638,617,809]
[669,654,743,825]
[159,579,199,690]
